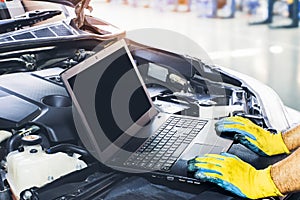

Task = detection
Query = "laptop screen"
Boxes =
[63,40,157,160]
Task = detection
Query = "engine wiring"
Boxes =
[0,48,95,75]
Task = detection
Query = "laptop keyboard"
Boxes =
[123,116,207,171]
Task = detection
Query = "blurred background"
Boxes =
[89,0,300,112]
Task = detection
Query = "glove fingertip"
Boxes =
[187,164,196,172]
[187,159,200,172]
[187,156,197,164]
[194,171,208,180]
[215,125,225,133]
[233,134,245,141]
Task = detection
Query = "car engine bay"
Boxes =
[0,22,275,200]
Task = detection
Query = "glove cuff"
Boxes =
[278,132,290,154]
[255,166,283,198]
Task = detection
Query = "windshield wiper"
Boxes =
[0,10,62,34]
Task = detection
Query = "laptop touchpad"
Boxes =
[181,143,225,160]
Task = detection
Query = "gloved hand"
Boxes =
[215,116,290,156]
[188,153,283,199]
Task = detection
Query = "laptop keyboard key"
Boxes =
[172,143,189,158]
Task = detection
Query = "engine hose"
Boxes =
[6,134,23,154]
[6,122,45,154]
[46,144,90,157]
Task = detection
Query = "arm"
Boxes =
[271,147,300,194]
[282,124,300,151]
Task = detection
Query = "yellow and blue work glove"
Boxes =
[188,153,283,199]
[215,116,290,156]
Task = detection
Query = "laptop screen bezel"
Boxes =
[61,39,158,162]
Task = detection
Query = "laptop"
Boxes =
[61,39,233,184]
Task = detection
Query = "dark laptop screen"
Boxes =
[68,47,152,151]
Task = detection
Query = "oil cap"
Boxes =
[21,135,42,146]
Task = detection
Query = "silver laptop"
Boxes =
[61,39,233,184]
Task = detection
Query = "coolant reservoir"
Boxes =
[6,135,87,199]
